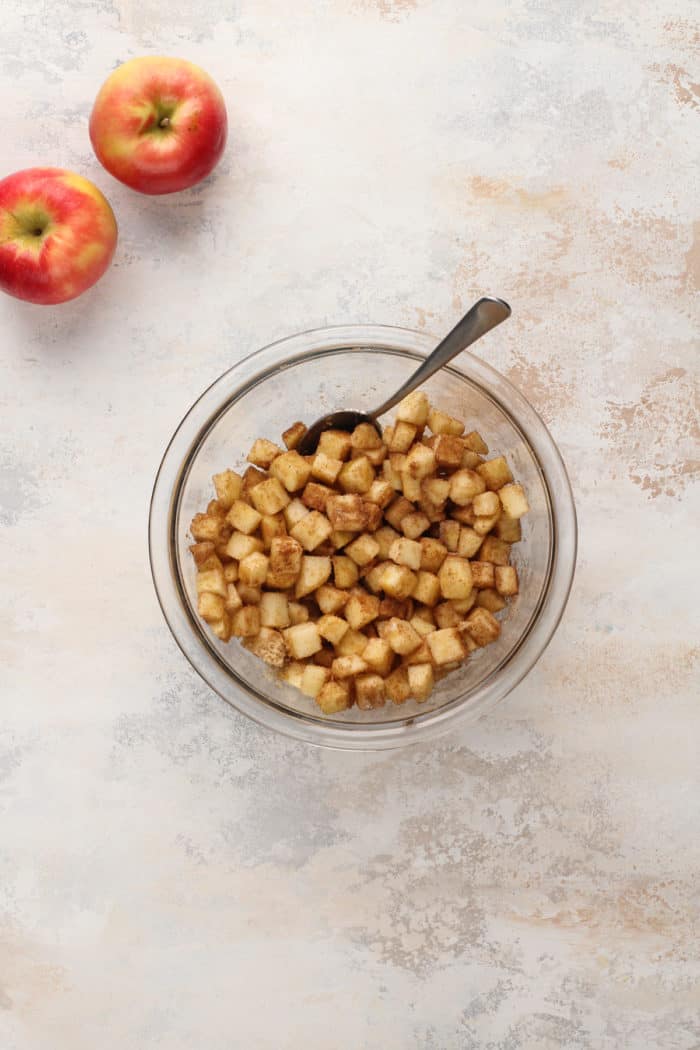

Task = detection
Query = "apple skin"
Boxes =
[0,168,118,305]
[89,56,228,195]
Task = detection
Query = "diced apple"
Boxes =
[470,561,495,589]
[290,510,333,551]
[315,584,349,614]
[213,469,243,509]
[463,430,488,454]
[428,408,464,436]
[388,537,422,571]
[247,438,282,469]
[244,627,286,667]
[355,673,386,709]
[438,556,473,599]
[294,556,332,598]
[198,591,225,623]
[383,617,422,655]
[338,456,375,494]
[476,588,506,612]
[283,622,322,659]
[477,456,513,491]
[384,666,411,704]
[380,563,417,599]
[225,531,264,561]
[250,477,290,515]
[433,434,465,469]
[345,533,380,567]
[362,637,394,676]
[231,605,261,638]
[344,591,380,630]
[282,421,307,450]
[317,680,351,714]
[495,565,519,596]
[239,551,269,587]
[318,614,349,645]
[388,421,418,452]
[326,493,368,531]
[332,654,368,678]
[463,606,501,646]
[311,452,343,485]
[317,430,353,461]
[439,520,460,552]
[401,512,431,540]
[479,536,511,566]
[450,468,486,505]
[332,555,359,589]
[270,450,312,493]
[498,483,530,519]
[351,422,383,449]
[457,526,483,558]
[412,570,441,607]
[408,663,434,701]
[426,627,466,665]
[396,390,430,426]
[300,664,330,698]
[259,591,290,628]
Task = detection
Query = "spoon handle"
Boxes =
[370,296,511,420]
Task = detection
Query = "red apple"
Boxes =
[0,168,117,305]
[89,56,228,195]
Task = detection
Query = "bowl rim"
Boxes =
[149,323,577,750]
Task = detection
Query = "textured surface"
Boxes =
[1,2,698,1047]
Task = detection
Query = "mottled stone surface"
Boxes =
[1,2,698,1047]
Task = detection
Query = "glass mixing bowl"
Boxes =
[149,325,576,750]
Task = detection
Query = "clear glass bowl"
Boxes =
[149,325,577,750]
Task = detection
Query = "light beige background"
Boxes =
[1,2,698,1048]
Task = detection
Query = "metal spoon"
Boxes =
[296,296,511,455]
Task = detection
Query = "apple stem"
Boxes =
[159,116,170,128]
